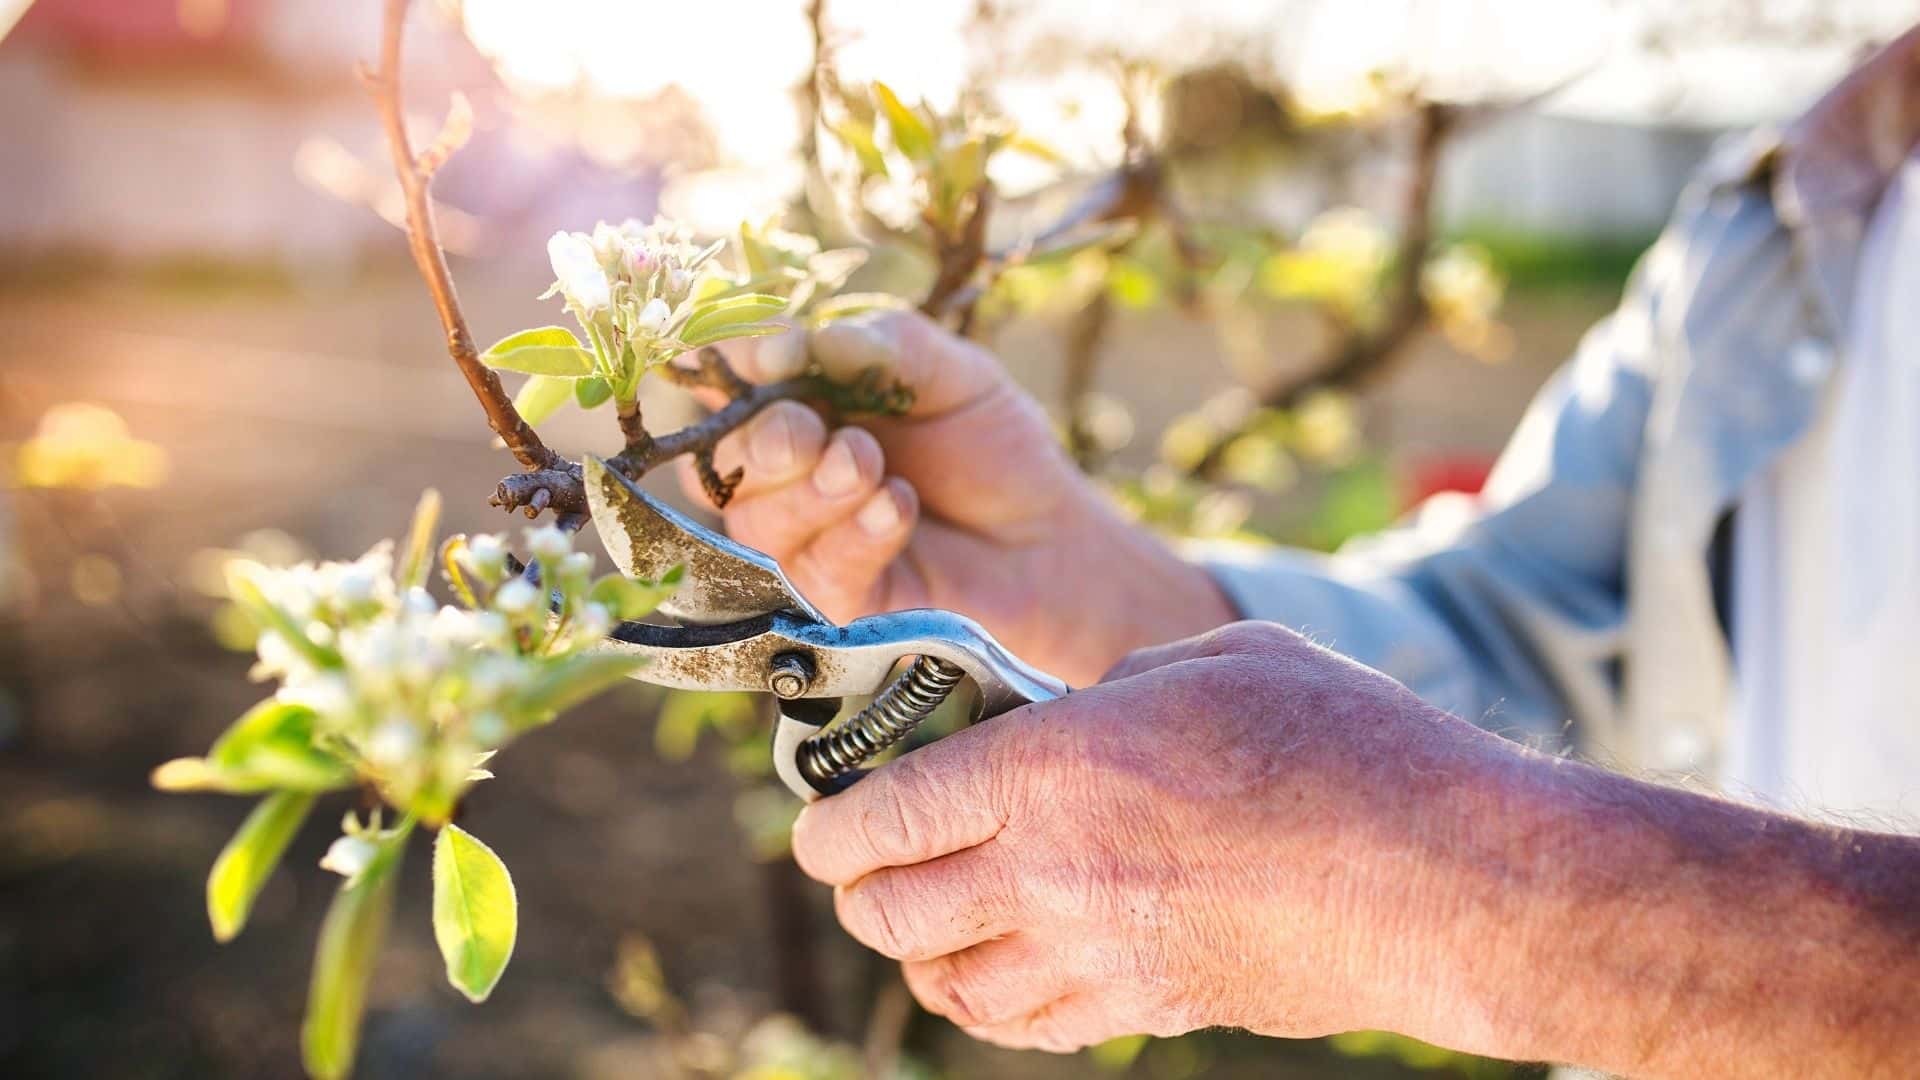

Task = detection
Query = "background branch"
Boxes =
[1189,100,1456,479]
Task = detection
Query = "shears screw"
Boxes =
[767,653,814,699]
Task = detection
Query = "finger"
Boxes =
[791,717,1019,887]
[784,478,918,620]
[962,992,1123,1054]
[1099,621,1297,683]
[717,427,887,560]
[676,399,827,508]
[901,935,1075,1030]
[834,840,1023,961]
[811,310,1006,419]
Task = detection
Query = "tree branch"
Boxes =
[368,0,564,475]
[1189,100,1456,478]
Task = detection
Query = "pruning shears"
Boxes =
[583,457,1070,802]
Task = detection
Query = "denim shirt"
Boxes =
[1195,27,1920,780]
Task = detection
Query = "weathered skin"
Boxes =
[790,622,1920,1076]
[691,313,1920,1075]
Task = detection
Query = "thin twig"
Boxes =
[367,0,563,475]
[491,376,816,516]
[1062,290,1113,471]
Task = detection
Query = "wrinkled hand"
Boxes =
[683,311,1232,686]
[789,621,1487,1053]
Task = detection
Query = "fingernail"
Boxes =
[856,488,901,536]
[813,437,862,497]
[748,408,797,471]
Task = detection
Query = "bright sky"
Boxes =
[457,0,1919,169]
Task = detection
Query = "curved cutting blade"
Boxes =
[584,456,828,626]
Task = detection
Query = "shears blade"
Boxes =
[584,455,827,626]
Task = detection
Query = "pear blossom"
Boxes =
[492,577,539,615]
[635,297,672,336]
[547,230,611,311]
[526,524,571,562]
[319,833,379,882]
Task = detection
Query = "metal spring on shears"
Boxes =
[797,655,966,785]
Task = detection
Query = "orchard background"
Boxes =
[0,2,1909,1078]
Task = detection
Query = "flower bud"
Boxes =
[493,576,540,615]
[319,834,378,881]
[525,524,571,562]
[636,297,672,337]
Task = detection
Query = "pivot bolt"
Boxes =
[767,653,814,699]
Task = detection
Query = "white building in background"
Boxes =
[1437,110,1727,238]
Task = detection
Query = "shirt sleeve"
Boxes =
[1189,221,1685,747]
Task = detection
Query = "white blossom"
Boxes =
[365,717,421,769]
[547,230,611,311]
[458,534,508,581]
[319,834,378,881]
[277,672,353,721]
[635,297,672,336]
[525,524,571,562]
[493,577,540,615]
[574,601,614,640]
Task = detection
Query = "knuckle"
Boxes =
[1211,619,1292,655]
[855,771,925,866]
[841,880,916,958]
[918,956,999,1028]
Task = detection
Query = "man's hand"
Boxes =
[790,622,1920,1076]
[683,311,1234,685]
[791,621,1460,1051]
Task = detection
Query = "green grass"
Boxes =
[1450,225,1657,296]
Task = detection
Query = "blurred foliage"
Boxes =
[1454,225,1657,295]
[4,402,167,491]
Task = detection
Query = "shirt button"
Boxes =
[1787,337,1833,385]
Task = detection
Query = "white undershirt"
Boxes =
[1727,149,1920,829]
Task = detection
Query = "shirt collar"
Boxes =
[1707,26,1920,334]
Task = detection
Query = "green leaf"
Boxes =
[512,374,575,427]
[480,326,595,376]
[573,376,612,409]
[208,699,355,792]
[506,653,647,723]
[587,565,683,620]
[809,291,910,325]
[679,294,789,348]
[398,489,441,591]
[207,790,315,942]
[830,118,890,177]
[302,819,411,1080]
[431,824,518,1004]
[872,82,934,162]
[1005,131,1068,166]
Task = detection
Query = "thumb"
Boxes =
[810,309,1007,419]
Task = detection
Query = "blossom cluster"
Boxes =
[158,494,672,832]
[545,217,727,357]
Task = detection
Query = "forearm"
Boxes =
[1398,725,1920,1077]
